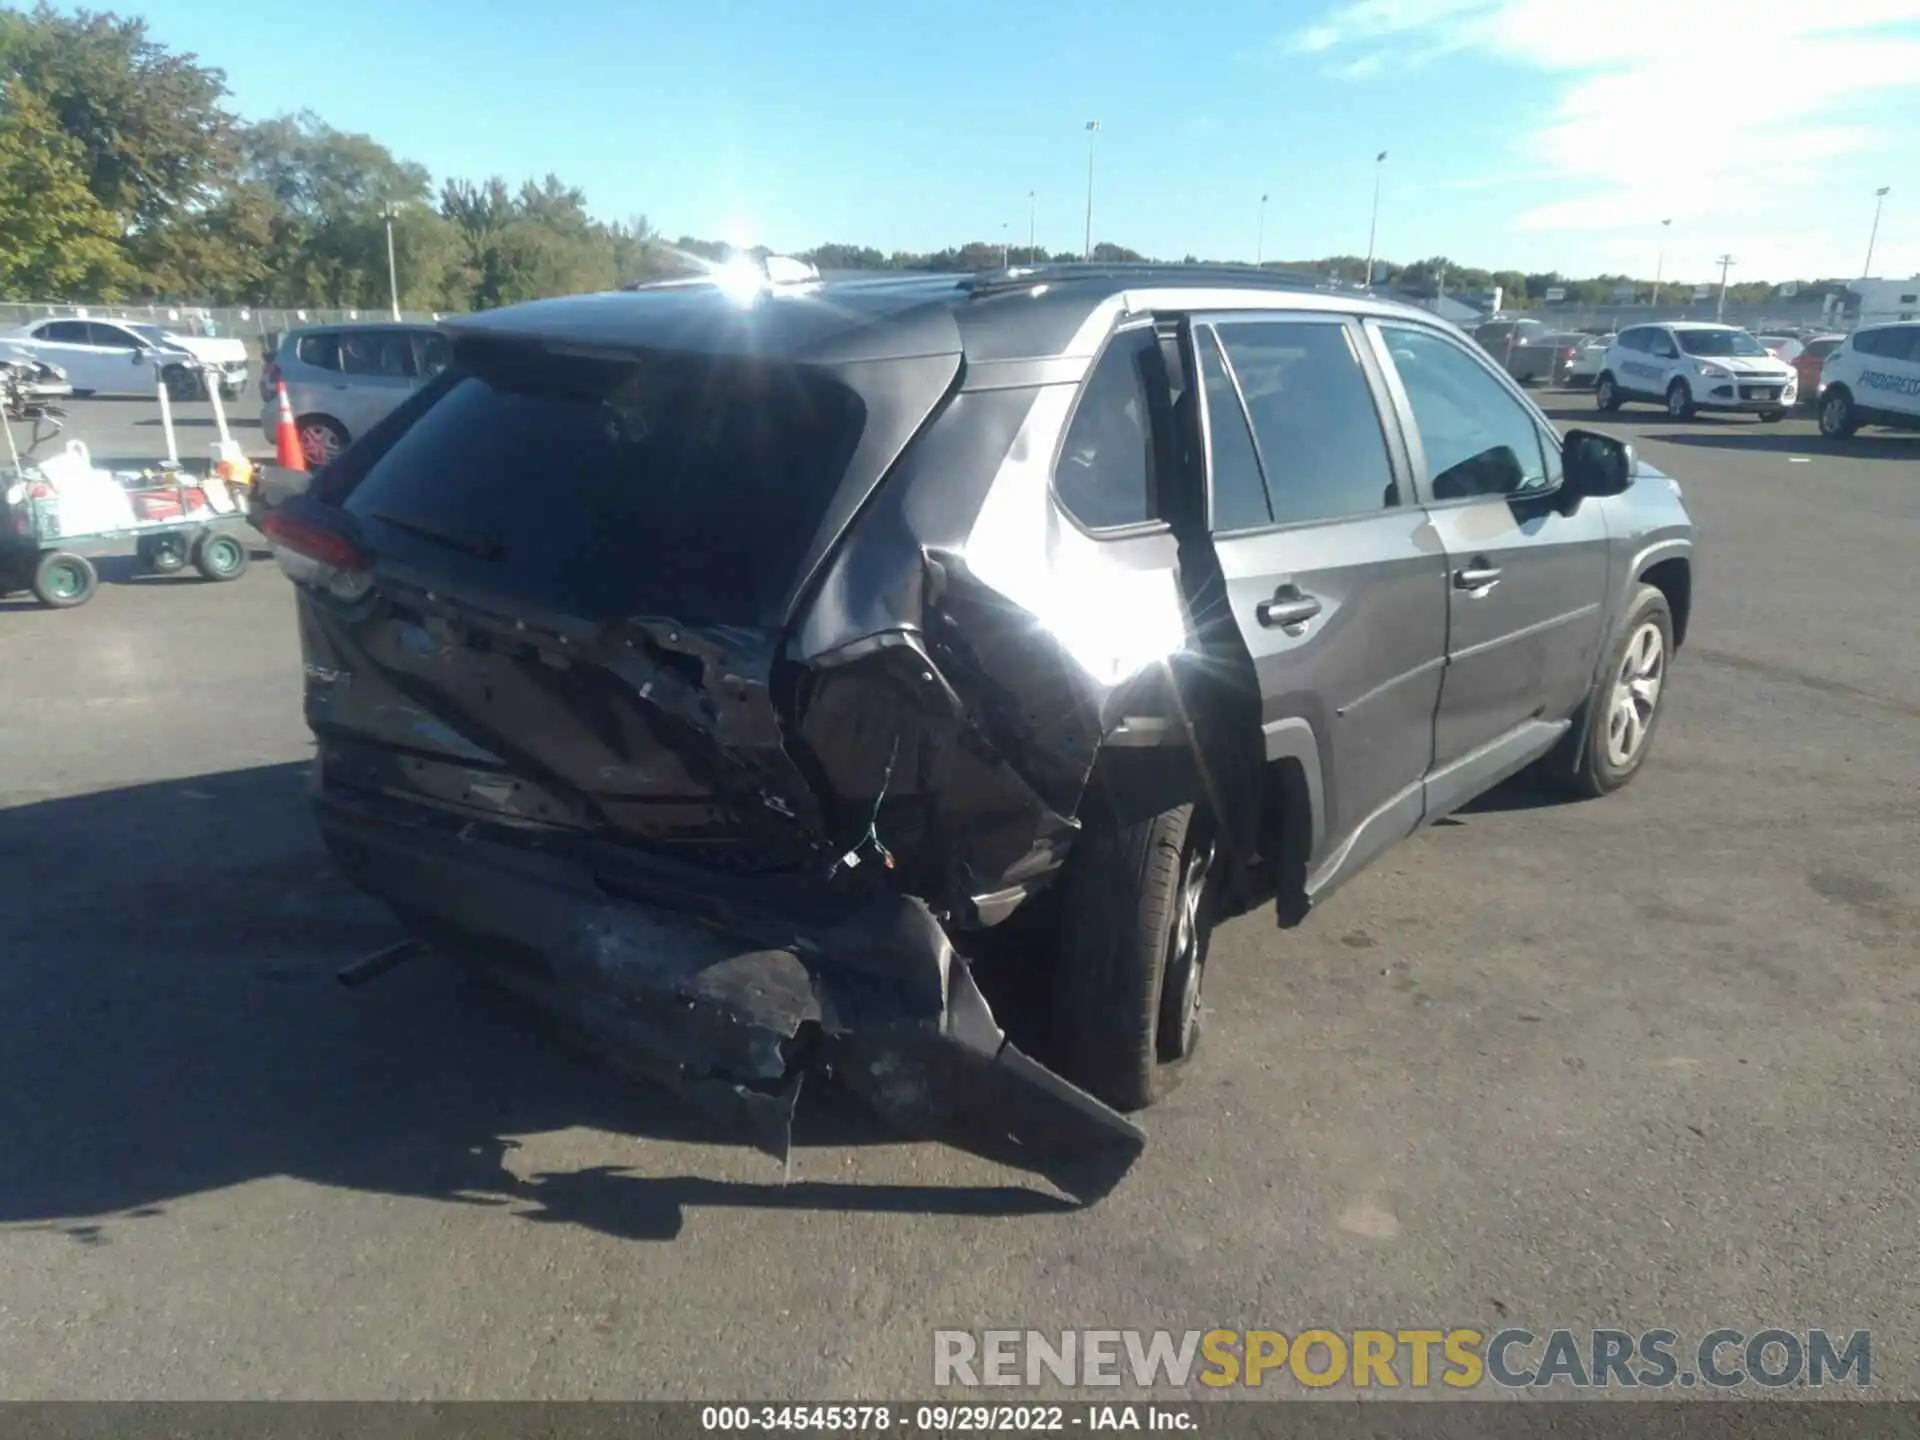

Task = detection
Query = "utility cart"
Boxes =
[1,442,253,608]
[3,359,260,609]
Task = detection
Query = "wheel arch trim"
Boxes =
[1261,716,1326,859]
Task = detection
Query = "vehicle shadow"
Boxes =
[0,763,1072,1244]
[1657,431,1918,459]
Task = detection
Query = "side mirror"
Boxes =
[130,349,146,365]
[1563,429,1636,499]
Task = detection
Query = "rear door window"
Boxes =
[1214,319,1398,525]
[342,346,867,626]
[340,330,416,378]
[415,331,452,377]
[1194,326,1270,532]
[296,332,342,370]
[38,321,91,344]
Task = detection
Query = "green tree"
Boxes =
[0,81,129,296]
[4,3,238,291]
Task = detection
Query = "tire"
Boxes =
[1050,802,1217,1112]
[1562,584,1674,799]
[1665,379,1695,421]
[1595,373,1622,412]
[136,534,189,574]
[192,531,249,582]
[32,550,98,608]
[297,416,350,470]
[1759,409,1785,423]
[163,365,204,402]
[1819,387,1858,439]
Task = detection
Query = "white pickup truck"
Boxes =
[0,316,249,400]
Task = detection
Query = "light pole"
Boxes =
[1256,192,1269,267]
[1652,217,1672,308]
[1001,222,1010,269]
[1082,121,1100,261]
[382,205,400,321]
[1863,186,1891,277]
[1714,253,1735,323]
[1364,150,1387,289]
[1027,189,1036,264]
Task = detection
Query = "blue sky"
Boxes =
[133,0,1919,282]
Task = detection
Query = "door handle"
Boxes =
[1257,584,1323,630]
[1454,559,1502,591]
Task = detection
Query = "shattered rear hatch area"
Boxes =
[283,320,1151,1201]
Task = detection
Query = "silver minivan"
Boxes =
[260,322,450,468]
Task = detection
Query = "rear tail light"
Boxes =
[1563,347,1577,359]
[258,507,372,602]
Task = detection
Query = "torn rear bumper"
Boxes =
[315,787,1143,1203]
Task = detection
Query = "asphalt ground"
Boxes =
[1,391,1916,1400]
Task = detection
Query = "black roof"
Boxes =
[444,263,1428,369]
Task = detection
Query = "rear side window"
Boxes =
[343,347,866,626]
[38,321,90,343]
[1055,327,1159,531]
[296,332,341,370]
[1215,320,1396,526]
[1876,326,1919,362]
[340,330,415,377]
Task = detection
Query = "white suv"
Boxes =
[1596,322,1797,421]
[1814,323,1920,439]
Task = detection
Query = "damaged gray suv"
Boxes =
[262,263,1695,1199]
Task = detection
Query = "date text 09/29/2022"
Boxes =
[700,1406,1196,1433]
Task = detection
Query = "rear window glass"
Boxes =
[1803,338,1841,360]
[296,333,341,369]
[342,347,865,626]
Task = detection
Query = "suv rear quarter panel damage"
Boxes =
[787,373,1195,928]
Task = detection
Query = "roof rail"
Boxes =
[959,261,1337,298]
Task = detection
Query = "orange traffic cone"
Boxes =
[273,381,307,472]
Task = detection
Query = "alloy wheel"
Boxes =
[1606,621,1665,768]
[299,423,342,468]
[1158,834,1216,1062]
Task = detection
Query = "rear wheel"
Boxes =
[1665,379,1695,420]
[192,531,249,582]
[32,550,97,608]
[1819,387,1858,439]
[1050,802,1217,1111]
[297,415,349,469]
[1595,373,1622,412]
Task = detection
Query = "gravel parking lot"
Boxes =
[2,393,1915,1399]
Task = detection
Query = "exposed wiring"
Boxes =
[828,731,901,877]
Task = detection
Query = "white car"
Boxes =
[1595,322,1797,421]
[1814,322,1920,439]
[1564,333,1615,386]
[0,317,249,400]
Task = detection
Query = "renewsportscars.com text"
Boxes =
[933,1328,1871,1391]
